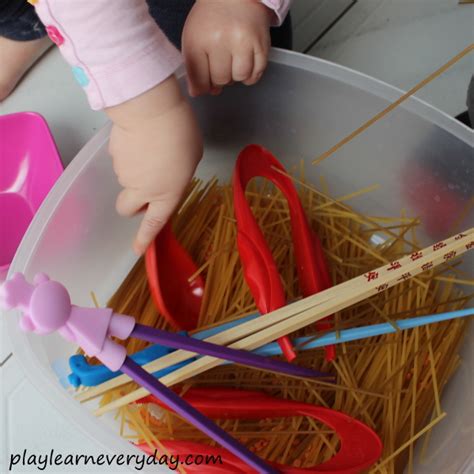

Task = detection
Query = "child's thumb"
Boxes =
[116,188,145,217]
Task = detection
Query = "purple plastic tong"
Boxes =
[0,273,328,473]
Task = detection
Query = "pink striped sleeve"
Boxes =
[260,0,292,26]
[33,0,183,110]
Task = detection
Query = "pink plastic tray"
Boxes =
[0,112,63,279]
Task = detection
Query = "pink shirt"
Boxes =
[33,0,291,110]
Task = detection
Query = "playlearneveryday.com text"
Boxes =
[9,449,223,471]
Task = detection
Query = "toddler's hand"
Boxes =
[182,0,272,96]
[106,76,203,255]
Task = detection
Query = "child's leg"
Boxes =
[270,14,292,50]
[0,1,51,100]
[146,0,196,49]
[146,0,292,50]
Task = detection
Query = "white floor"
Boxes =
[1,1,473,472]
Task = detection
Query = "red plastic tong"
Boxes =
[136,387,382,473]
[233,145,335,361]
[146,221,205,331]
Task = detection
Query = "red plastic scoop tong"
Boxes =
[136,387,382,473]
[233,145,335,361]
[146,221,204,331]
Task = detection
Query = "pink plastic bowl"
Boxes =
[0,112,63,279]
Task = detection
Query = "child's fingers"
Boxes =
[133,198,177,255]
[115,188,145,217]
[242,48,268,86]
[184,49,211,97]
[134,204,166,255]
[232,51,254,83]
[209,50,232,87]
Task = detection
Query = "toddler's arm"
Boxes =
[31,0,291,253]
[34,0,182,110]
[32,0,202,254]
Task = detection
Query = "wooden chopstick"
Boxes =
[82,228,470,401]
[90,230,473,415]
[79,229,472,403]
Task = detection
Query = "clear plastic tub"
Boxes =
[5,49,473,473]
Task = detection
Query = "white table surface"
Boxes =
[1,3,472,471]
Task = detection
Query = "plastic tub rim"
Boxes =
[268,48,473,143]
